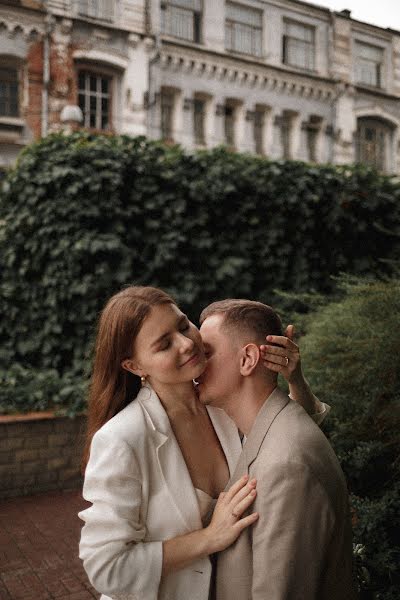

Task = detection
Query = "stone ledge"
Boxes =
[0,412,86,499]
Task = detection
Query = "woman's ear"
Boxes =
[121,358,143,377]
[239,344,260,376]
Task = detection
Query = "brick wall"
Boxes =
[0,412,86,499]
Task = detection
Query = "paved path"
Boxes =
[0,490,100,600]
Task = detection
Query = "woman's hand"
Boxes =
[260,324,301,384]
[205,475,258,554]
[260,325,326,417]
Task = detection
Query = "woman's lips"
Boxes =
[181,352,199,367]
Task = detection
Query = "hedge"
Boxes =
[0,132,399,415]
[299,275,400,599]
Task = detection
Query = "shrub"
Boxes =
[299,275,400,599]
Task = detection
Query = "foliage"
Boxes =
[0,132,399,415]
[299,275,400,599]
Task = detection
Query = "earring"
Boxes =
[141,376,146,387]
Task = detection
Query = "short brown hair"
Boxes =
[200,299,282,344]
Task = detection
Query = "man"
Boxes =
[197,299,356,600]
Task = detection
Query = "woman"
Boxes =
[79,286,327,600]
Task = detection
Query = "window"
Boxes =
[193,98,206,145]
[0,67,19,118]
[280,114,291,159]
[356,118,391,171]
[224,105,236,147]
[76,0,115,21]
[355,42,383,88]
[225,2,262,57]
[304,116,322,162]
[283,21,315,70]
[253,109,265,155]
[161,0,202,43]
[161,89,175,140]
[78,71,112,130]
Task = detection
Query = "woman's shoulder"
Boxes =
[94,397,148,447]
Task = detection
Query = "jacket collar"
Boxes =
[137,385,203,532]
[228,387,290,485]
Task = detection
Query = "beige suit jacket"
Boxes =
[215,388,357,600]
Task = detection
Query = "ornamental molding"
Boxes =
[73,47,129,70]
[0,14,44,40]
[159,52,335,102]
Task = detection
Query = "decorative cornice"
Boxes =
[0,16,43,39]
[159,51,335,103]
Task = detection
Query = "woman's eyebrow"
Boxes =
[150,315,187,348]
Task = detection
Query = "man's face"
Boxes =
[196,314,242,408]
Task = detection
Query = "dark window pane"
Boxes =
[101,78,109,94]
[90,112,96,128]
[78,72,85,90]
[90,75,97,92]
[78,93,85,110]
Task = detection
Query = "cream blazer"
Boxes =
[78,385,242,600]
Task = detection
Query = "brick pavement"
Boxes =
[0,490,100,600]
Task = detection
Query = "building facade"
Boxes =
[1,0,400,173]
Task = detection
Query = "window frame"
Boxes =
[77,67,114,132]
[193,98,206,145]
[282,19,315,71]
[160,88,177,142]
[225,1,263,57]
[355,117,392,172]
[161,0,203,44]
[75,0,116,22]
[0,65,20,119]
[354,40,384,89]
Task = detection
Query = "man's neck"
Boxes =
[224,380,277,436]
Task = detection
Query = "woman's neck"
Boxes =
[151,380,203,419]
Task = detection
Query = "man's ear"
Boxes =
[121,358,144,377]
[239,344,260,376]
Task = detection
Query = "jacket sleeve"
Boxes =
[251,461,335,600]
[311,401,331,425]
[79,430,163,600]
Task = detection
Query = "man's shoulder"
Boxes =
[254,400,346,492]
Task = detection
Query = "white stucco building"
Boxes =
[1,0,400,172]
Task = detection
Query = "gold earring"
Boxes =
[141,376,146,387]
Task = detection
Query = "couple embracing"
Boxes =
[79,286,357,600]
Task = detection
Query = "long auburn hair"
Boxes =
[82,285,176,470]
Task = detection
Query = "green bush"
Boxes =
[0,132,399,414]
[299,275,400,599]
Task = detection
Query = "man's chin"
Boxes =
[197,386,212,405]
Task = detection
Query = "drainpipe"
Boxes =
[146,0,161,138]
[42,13,54,137]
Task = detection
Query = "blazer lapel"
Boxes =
[138,386,203,532]
[227,388,291,487]
[206,406,242,476]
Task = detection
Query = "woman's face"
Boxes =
[131,303,206,388]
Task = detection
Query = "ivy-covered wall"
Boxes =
[0,133,399,414]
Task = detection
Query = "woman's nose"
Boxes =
[179,333,194,352]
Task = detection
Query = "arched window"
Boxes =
[355,117,394,172]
